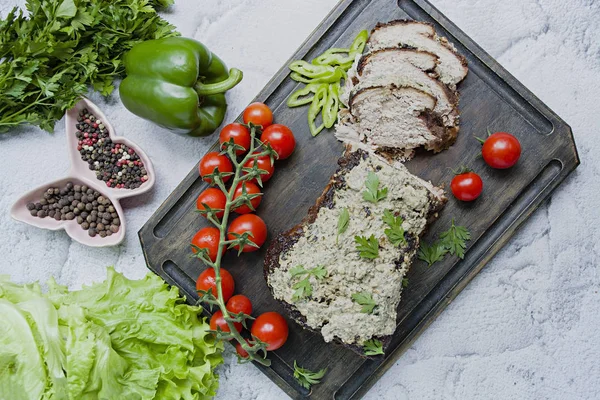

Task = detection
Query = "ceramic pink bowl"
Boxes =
[10,98,155,247]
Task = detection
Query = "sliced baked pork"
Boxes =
[265,149,446,356]
[337,85,451,160]
[367,20,468,87]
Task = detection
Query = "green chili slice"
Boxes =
[308,85,328,137]
[287,83,323,108]
[349,30,369,57]
[323,83,340,129]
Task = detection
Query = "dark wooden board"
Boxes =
[139,0,579,398]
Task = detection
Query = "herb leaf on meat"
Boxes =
[362,172,388,204]
[382,209,406,247]
[351,292,377,314]
[402,277,409,288]
[363,339,384,356]
[439,219,471,259]
[290,265,328,301]
[354,235,379,259]
[293,361,327,389]
[417,241,447,266]
[336,208,350,245]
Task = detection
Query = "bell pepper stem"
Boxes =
[194,68,243,96]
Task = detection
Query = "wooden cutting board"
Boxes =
[139,0,579,398]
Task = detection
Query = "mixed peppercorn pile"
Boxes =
[76,109,148,189]
[27,182,121,238]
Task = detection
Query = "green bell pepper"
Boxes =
[119,37,243,137]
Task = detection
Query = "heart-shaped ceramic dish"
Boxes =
[10,98,155,247]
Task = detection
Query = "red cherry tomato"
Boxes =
[196,188,226,219]
[195,268,235,302]
[199,152,233,183]
[451,171,483,202]
[232,182,262,214]
[242,153,275,183]
[260,124,296,160]
[210,310,242,338]
[219,123,251,156]
[227,214,268,252]
[235,339,250,358]
[243,102,273,128]
[481,132,521,169]
[191,227,221,262]
[251,312,289,351]
[226,295,253,316]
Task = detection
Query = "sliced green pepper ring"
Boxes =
[312,48,353,67]
[289,60,335,80]
[349,30,369,57]
[323,83,340,129]
[308,85,328,137]
[287,83,326,108]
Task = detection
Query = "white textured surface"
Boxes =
[1,0,599,399]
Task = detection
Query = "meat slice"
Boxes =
[336,84,455,160]
[351,48,459,128]
[264,149,446,356]
[367,20,468,87]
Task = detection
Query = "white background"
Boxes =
[1,0,599,398]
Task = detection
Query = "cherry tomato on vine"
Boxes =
[219,123,251,156]
[260,124,296,160]
[195,268,235,302]
[199,152,233,183]
[242,153,275,183]
[196,188,226,219]
[451,171,483,202]
[232,182,262,214]
[235,339,250,358]
[227,214,268,252]
[191,227,221,262]
[210,310,242,338]
[251,312,289,351]
[480,132,521,169]
[226,294,253,316]
[243,102,273,128]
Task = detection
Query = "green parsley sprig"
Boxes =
[336,207,350,245]
[355,235,379,259]
[351,292,377,314]
[382,209,407,247]
[362,172,388,204]
[293,361,327,389]
[363,339,384,356]
[290,265,327,301]
[418,219,471,266]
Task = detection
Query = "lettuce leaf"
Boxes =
[0,267,223,399]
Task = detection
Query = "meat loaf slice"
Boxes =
[367,20,468,87]
[351,48,460,128]
[336,85,451,160]
[264,149,446,357]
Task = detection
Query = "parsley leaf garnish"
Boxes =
[417,241,447,266]
[336,208,350,245]
[354,235,379,259]
[362,172,388,204]
[290,265,328,301]
[382,209,406,247]
[351,292,377,314]
[439,219,471,259]
[402,277,409,288]
[293,361,327,389]
[363,339,384,356]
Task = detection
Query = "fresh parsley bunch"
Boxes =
[0,0,178,133]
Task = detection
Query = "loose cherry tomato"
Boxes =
[227,214,268,252]
[242,153,275,183]
[260,124,296,160]
[210,310,242,338]
[191,227,221,262]
[232,182,262,214]
[196,188,226,219]
[451,171,483,202]
[226,294,253,316]
[219,123,251,156]
[481,132,521,169]
[199,152,233,183]
[235,339,250,358]
[243,102,273,128]
[195,268,235,302]
[251,312,289,351]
